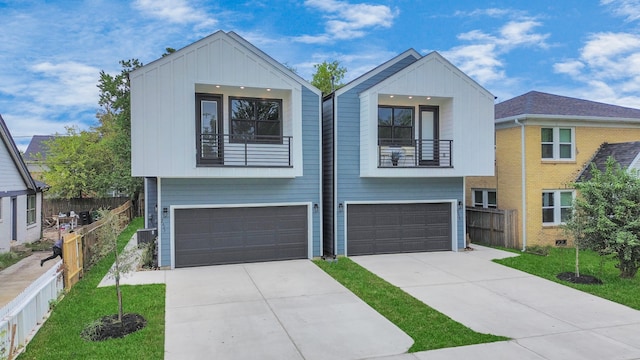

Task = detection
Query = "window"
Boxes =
[196,93,223,165]
[542,190,574,225]
[230,97,282,143]
[541,127,574,160]
[473,189,497,209]
[378,106,414,146]
[27,194,36,225]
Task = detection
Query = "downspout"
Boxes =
[514,118,527,251]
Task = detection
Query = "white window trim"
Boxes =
[542,190,574,225]
[473,189,497,209]
[542,127,575,161]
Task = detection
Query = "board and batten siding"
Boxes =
[156,86,321,267]
[0,141,25,192]
[131,32,306,179]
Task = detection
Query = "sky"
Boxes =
[2,0,640,151]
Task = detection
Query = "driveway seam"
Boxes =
[241,264,307,360]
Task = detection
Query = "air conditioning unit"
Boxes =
[137,228,157,246]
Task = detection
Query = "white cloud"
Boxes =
[454,8,524,18]
[295,0,397,44]
[28,61,101,108]
[553,32,640,107]
[601,0,640,22]
[441,20,549,84]
[133,0,217,29]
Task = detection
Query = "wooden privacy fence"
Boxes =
[43,197,131,218]
[466,207,519,249]
[62,200,134,290]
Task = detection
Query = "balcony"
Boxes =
[199,134,293,167]
[378,139,452,168]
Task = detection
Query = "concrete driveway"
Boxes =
[163,260,412,360]
[352,245,640,360]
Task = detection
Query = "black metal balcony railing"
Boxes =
[199,134,292,167]
[378,139,453,168]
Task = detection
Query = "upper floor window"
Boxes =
[378,106,414,146]
[541,127,574,160]
[27,194,36,225]
[473,189,497,209]
[542,190,574,225]
[230,97,282,144]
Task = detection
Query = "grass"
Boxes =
[314,258,508,352]
[18,218,166,360]
[494,247,640,310]
[0,251,24,270]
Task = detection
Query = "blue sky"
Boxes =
[2,0,640,151]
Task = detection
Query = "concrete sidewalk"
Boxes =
[0,251,61,308]
[352,245,640,360]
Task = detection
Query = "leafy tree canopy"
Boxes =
[565,157,640,278]
[311,60,346,95]
[44,59,143,199]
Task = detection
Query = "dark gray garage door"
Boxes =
[347,203,451,255]
[174,206,307,267]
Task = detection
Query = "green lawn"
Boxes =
[18,218,166,360]
[314,258,508,352]
[494,247,640,310]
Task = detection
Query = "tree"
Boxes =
[311,60,347,95]
[565,157,640,278]
[42,127,105,198]
[43,60,143,200]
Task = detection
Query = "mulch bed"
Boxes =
[556,272,603,285]
[81,313,147,341]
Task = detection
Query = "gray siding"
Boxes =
[322,95,334,256]
[158,86,321,266]
[0,141,26,192]
[335,55,465,254]
[145,177,158,229]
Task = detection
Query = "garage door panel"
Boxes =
[347,203,452,255]
[175,206,308,267]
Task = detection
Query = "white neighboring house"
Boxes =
[0,115,47,253]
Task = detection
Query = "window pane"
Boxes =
[257,121,280,137]
[542,208,555,223]
[378,126,391,141]
[559,128,572,142]
[559,144,571,158]
[231,120,254,136]
[256,101,279,121]
[378,108,392,125]
[231,99,254,120]
[560,192,573,206]
[474,190,483,204]
[201,101,218,134]
[393,127,412,141]
[541,144,553,158]
[541,128,553,142]
[393,108,412,126]
[542,192,554,206]
[488,191,497,205]
[560,208,571,222]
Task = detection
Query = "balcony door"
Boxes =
[196,93,223,165]
[419,106,439,166]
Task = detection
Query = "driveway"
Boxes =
[163,260,412,360]
[351,245,640,360]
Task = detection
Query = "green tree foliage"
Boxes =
[565,157,640,278]
[43,59,143,200]
[42,127,105,198]
[311,60,347,95]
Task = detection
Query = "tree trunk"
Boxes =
[575,245,580,278]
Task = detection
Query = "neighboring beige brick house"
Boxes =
[466,91,640,248]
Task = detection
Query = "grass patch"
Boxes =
[0,251,24,270]
[18,218,165,360]
[314,258,508,352]
[495,247,640,310]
